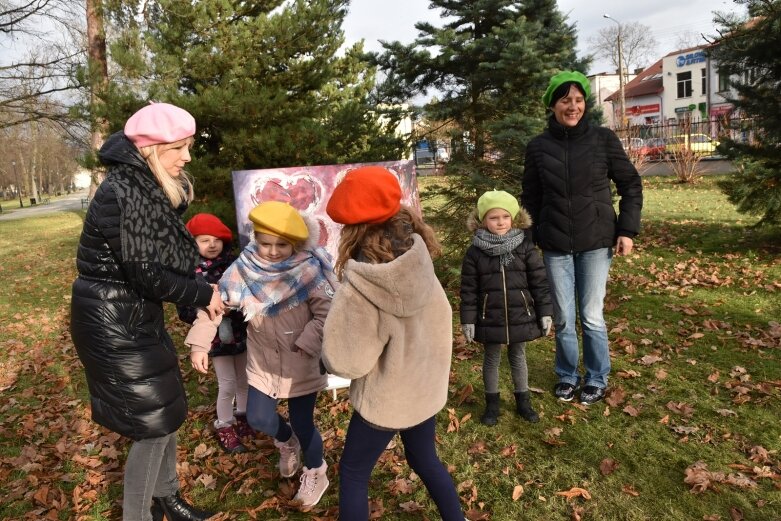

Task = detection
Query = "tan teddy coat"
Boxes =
[322,235,453,430]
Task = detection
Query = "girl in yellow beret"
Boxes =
[185,201,338,509]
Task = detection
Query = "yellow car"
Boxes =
[664,133,720,157]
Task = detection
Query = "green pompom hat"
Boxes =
[542,71,591,107]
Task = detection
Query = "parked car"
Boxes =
[638,137,666,161]
[664,133,720,158]
[619,137,644,152]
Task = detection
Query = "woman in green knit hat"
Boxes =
[521,71,643,406]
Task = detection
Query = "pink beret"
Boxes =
[124,103,196,147]
[326,166,402,225]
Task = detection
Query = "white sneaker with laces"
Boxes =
[294,461,329,508]
[273,431,302,478]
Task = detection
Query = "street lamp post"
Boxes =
[11,160,23,208]
[603,14,626,129]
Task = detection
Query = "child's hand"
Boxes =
[461,324,475,343]
[190,351,209,374]
[540,316,553,336]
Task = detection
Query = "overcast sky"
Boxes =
[342,0,745,75]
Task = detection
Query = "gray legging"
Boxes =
[482,342,528,394]
[122,432,179,521]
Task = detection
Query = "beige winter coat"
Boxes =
[186,284,330,399]
[322,235,453,430]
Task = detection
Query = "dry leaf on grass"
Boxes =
[512,484,524,500]
[555,487,592,501]
[600,458,619,476]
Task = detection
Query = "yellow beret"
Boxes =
[248,201,308,244]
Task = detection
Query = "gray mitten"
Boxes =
[540,316,553,336]
[461,324,475,343]
[218,319,234,343]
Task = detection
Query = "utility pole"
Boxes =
[603,14,626,129]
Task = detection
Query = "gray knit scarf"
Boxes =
[473,228,524,266]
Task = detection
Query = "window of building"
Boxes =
[718,70,730,92]
[677,71,693,98]
[701,68,706,94]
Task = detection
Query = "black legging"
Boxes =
[338,412,463,520]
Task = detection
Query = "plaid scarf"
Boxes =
[473,228,525,266]
[220,242,337,321]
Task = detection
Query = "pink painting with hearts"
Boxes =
[232,160,419,259]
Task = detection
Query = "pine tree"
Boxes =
[711,0,781,225]
[92,0,406,202]
[370,0,587,283]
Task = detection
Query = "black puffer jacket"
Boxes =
[70,132,212,441]
[460,210,554,345]
[521,115,643,253]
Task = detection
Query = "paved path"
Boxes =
[0,190,89,221]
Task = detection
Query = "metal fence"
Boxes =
[614,114,756,160]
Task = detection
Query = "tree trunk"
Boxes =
[86,0,109,197]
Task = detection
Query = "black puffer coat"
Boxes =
[70,132,212,441]
[460,210,554,345]
[521,115,643,253]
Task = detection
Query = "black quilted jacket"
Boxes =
[70,132,212,441]
[460,232,553,345]
[521,115,643,253]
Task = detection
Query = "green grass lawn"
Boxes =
[0,177,779,520]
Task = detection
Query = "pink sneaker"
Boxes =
[234,413,256,438]
[215,425,247,454]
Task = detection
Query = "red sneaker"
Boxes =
[216,425,247,454]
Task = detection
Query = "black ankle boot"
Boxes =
[514,391,539,423]
[152,491,214,521]
[480,393,500,426]
[151,501,164,521]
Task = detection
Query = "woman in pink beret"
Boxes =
[70,103,223,521]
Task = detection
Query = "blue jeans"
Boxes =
[246,386,323,469]
[339,413,463,521]
[544,248,612,388]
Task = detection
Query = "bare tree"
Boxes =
[588,22,658,73]
[674,30,705,51]
[0,0,85,128]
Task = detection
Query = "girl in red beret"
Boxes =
[179,213,252,455]
[322,166,464,520]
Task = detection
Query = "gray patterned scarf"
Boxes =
[473,228,524,266]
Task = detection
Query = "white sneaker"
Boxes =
[293,461,329,508]
[273,431,302,478]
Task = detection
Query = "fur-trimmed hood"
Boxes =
[466,206,533,232]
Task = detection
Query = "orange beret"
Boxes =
[326,166,402,225]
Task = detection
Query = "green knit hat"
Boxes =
[477,190,520,221]
[542,71,591,107]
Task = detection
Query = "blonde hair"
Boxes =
[138,137,195,207]
[334,206,441,280]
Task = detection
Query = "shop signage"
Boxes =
[676,51,706,67]
[627,104,660,115]
[674,106,691,113]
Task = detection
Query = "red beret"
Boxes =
[185,213,232,243]
[326,166,402,225]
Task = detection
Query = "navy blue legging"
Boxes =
[246,386,323,469]
[338,412,463,520]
